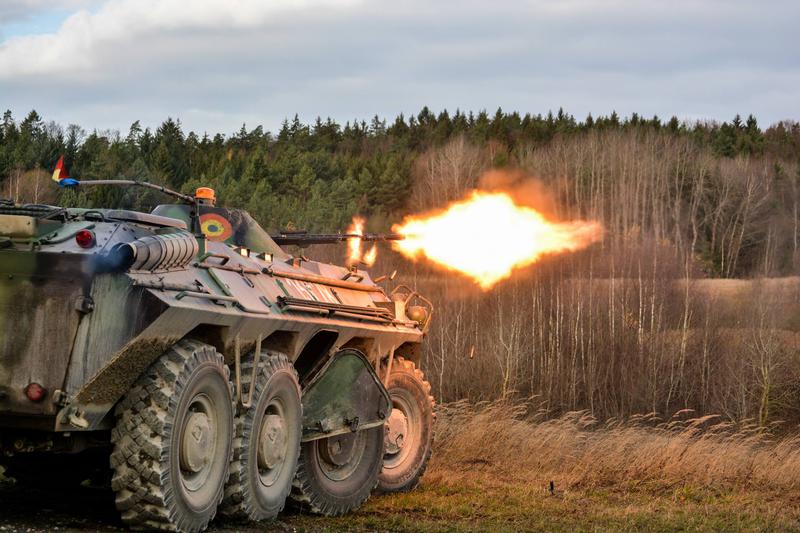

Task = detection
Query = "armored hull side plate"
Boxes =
[301,349,391,442]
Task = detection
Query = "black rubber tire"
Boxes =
[377,357,435,493]
[222,352,301,522]
[110,339,234,533]
[290,425,385,516]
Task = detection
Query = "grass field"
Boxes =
[2,462,796,532]
[286,472,799,532]
[285,400,800,532]
[3,400,800,532]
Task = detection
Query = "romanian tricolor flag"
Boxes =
[52,156,78,187]
[52,155,69,182]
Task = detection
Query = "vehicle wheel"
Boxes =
[110,339,234,533]
[222,352,301,521]
[291,425,385,516]
[377,357,435,493]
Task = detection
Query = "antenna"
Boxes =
[68,179,195,204]
[59,179,203,250]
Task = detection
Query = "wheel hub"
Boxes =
[181,411,213,474]
[258,413,287,470]
[321,432,358,466]
[385,408,408,455]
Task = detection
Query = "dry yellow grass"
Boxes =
[432,399,800,492]
[284,401,800,531]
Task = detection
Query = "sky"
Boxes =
[0,0,798,136]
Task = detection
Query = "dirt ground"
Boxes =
[2,469,799,533]
[0,481,291,533]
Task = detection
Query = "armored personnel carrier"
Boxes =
[0,183,434,532]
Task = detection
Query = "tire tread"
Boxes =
[221,352,300,521]
[110,339,232,532]
[377,357,435,494]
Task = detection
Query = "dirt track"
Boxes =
[0,482,293,533]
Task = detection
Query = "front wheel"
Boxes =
[110,339,234,532]
[378,357,435,493]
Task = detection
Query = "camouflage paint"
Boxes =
[0,250,86,419]
[0,201,426,442]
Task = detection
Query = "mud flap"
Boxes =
[301,349,390,442]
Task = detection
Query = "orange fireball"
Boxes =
[363,244,378,266]
[392,191,603,289]
[346,216,365,265]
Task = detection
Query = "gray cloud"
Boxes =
[0,0,797,134]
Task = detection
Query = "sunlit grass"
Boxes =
[283,400,800,532]
[286,472,799,532]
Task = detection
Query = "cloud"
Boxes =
[0,0,100,24]
[0,0,360,77]
[0,0,797,133]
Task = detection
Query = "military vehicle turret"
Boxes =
[0,181,434,532]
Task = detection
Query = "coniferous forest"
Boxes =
[2,107,799,277]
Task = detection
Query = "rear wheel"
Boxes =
[378,357,435,493]
[222,352,302,522]
[291,425,385,516]
[110,339,234,532]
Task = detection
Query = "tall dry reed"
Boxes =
[433,399,800,491]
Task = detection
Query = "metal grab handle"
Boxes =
[175,290,236,302]
[196,252,230,265]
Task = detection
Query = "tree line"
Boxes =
[1,107,799,277]
[0,107,800,250]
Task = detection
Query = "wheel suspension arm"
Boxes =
[235,335,263,409]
